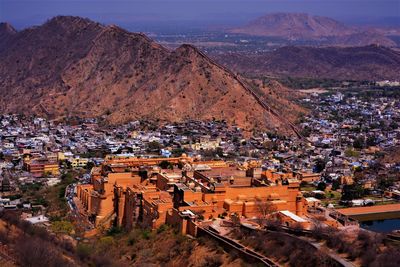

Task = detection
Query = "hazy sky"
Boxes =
[1,0,399,30]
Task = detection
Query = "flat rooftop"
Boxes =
[200,166,247,179]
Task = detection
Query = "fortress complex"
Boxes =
[76,155,310,234]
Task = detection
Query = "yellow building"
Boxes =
[24,159,59,177]
[43,162,60,176]
[70,157,89,168]
[57,152,66,161]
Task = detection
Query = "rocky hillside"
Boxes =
[230,13,396,47]
[0,16,305,134]
[0,22,16,49]
[212,45,400,81]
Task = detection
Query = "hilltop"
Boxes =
[0,16,304,135]
[0,22,17,49]
[229,13,396,47]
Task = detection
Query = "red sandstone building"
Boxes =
[76,156,311,235]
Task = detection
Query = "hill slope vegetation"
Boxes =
[0,16,304,134]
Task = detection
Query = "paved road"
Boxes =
[65,184,94,234]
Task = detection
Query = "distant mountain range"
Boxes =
[0,16,305,134]
[212,45,400,81]
[229,13,397,47]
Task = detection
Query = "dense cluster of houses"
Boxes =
[0,89,399,228]
[299,91,400,197]
[0,116,248,209]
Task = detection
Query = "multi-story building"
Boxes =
[23,158,59,177]
[76,156,309,234]
[77,169,142,227]
[70,157,89,168]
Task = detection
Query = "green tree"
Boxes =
[76,243,92,260]
[86,161,95,170]
[158,160,173,170]
[51,220,74,234]
[171,148,185,157]
[314,159,326,173]
[377,176,395,190]
[147,141,162,152]
[300,126,312,138]
[317,181,327,191]
[353,137,365,149]
[332,179,340,191]
[341,183,364,201]
[345,148,360,158]
[98,236,114,251]
[389,121,398,129]
[366,136,377,147]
